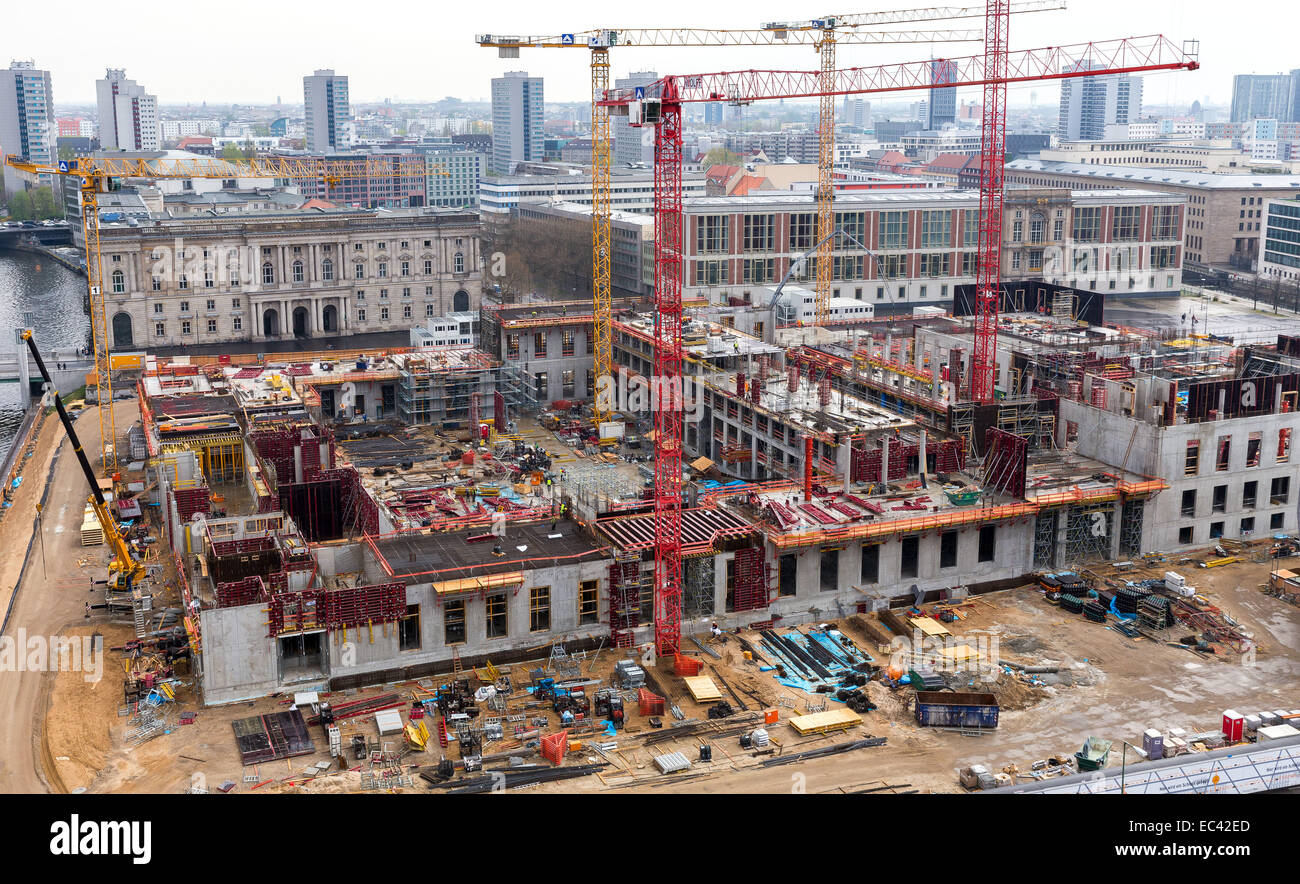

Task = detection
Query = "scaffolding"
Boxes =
[566,461,639,513]
[1033,511,1058,569]
[397,360,498,427]
[609,551,642,649]
[683,555,715,619]
[498,363,541,414]
[1119,499,1145,558]
[1063,504,1114,565]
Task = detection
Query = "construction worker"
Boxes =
[710,621,723,640]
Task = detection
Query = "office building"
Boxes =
[614,71,657,167]
[96,69,159,151]
[927,60,958,130]
[491,71,544,175]
[1230,72,1300,123]
[1006,157,1300,272]
[303,69,350,153]
[0,60,56,200]
[841,98,871,129]
[1058,63,1143,141]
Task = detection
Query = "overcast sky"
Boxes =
[5,0,1284,108]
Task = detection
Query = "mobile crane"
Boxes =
[21,329,145,592]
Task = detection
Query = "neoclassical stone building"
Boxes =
[96,207,483,349]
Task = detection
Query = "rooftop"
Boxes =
[1008,158,1300,190]
[368,519,607,582]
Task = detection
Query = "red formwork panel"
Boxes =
[318,582,405,630]
[211,536,277,557]
[638,688,665,717]
[732,546,770,613]
[673,653,702,676]
[173,486,211,522]
[215,576,268,608]
[540,731,568,765]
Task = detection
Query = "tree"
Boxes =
[31,186,59,220]
[7,189,33,220]
[701,147,742,171]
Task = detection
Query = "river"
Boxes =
[0,249,90,464]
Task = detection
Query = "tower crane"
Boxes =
[603,29,1200,654]
[3,153,439,474]
[477,5,1068,424]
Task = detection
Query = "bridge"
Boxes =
[0,351,94,397]
[0,224,75,249]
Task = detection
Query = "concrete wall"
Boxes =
[322,557,611,684]
[199,603,280,705]
[756,518,1034,623]
[1062,398,1300,551]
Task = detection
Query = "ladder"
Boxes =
[451,647,463,679]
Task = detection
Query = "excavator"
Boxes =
[22,330,146,592]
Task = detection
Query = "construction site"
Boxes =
[6,5,1300,802]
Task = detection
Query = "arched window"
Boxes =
[453,289,469,312]
[453,252,464,274]
[111,269,125,294]
[262,262,275,285]
[292,260,304,283]
[322,258,334,282]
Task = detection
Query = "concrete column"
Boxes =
[919,430,927,477]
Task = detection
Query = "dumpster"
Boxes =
[914,691,999,729]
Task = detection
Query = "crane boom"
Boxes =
[21,330,144,589]
[603,35,1199,103]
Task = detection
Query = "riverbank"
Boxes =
[5,241,84,275]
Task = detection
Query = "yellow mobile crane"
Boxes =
[4,153,441,474]
[22,329,145,592]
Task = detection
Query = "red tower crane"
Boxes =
[609,29,1199,654]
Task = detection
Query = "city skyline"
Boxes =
[0,0,1266,107]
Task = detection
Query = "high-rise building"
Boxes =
[303,69,350,152]
[704,102,724,127]
[96,69,159,151]
[927,59,958,129]
[1058,63,1143,141]
[491,71,543,175]
[1230,72,1300,123]
[841,98,871,129]
[0,60,56,200]
[614,71,657,167]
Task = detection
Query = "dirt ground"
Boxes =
[39,553,1298,795]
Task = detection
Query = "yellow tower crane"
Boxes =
[4,153,442,474]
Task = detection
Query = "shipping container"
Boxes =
[914,691,999,729]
